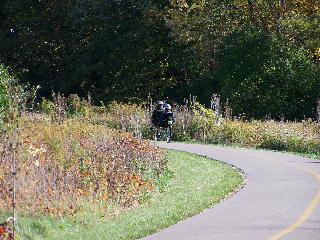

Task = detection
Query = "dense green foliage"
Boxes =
[216,27,320,119]
[0,0,319,119]
[0,66,10,105]
[0,64,11,127]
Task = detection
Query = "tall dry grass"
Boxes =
[0,97,167,216]
[98,101,320,157]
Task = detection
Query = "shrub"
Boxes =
[40,93,91,123]
[90,102,153,139]
[99,102,320,157]
[39,97,55,115]
[0,116,167,213]
[67,94,90,117]
[0,65,12,129]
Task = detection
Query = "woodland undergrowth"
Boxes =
[97,100,320,158]
[0,93,168,240]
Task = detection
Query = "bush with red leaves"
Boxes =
[0,222,13,240]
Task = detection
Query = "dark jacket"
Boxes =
[161,111,176,127]
[152,109,165,126]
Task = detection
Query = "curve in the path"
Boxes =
[141,142,320,240]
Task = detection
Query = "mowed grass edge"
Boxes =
[10,149,245,240]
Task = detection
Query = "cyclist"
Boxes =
[162,103,176,127]
[161,103,176,142]
[151,101,165,140]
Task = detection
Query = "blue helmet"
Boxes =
[163,103,172,110]
[156,101,164,106]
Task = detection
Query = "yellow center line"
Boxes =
[238,151,320,240]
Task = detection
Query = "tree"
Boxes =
[0,0,319,118]
[0,0,76,96]
[215,27,320,119]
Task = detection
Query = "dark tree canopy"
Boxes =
[0,0,319,119]
[216,27,320,119]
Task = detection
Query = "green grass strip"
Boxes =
[5,150,244,240]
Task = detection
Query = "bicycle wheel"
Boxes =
[154,128,161,141]
[166,126,172,143]
[154,131,158,141]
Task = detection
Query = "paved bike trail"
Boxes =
[141,142,320,240]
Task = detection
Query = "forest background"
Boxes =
[0,0,319,120]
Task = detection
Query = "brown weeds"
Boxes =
[100,101,320,156]
[0,115,166,214]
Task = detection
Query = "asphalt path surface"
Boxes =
[141,142,320,240]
